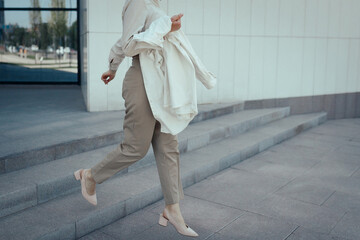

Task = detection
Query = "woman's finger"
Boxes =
[171,13,183,22]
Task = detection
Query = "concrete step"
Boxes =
[0,101,245,174]
[0,111,327,240]
[0,107,289,218]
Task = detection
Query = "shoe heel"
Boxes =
[74,169,81,180]
[158,213,168,227]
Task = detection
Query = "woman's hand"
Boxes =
[101,70,116,85]
[170,13,183,32]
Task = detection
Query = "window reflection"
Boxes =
[3,0,76,9]
[0,0,78,83]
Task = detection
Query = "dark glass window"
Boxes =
[0,0,79,84]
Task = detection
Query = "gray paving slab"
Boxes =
[301,160,360,178]
[147,195,245,235]
[78,231,118,240]
[137,195,244,240]
[205,233,239,240]
[279,132,351,152]
[350,166,360,178]
[272,180,335,205]
[329,211,360,240]
[183,167,290,210]
[286,226,351,240]
[289,172,360,199]
[231,150,319,181]
[268,143,328,161]
[320,150,360,166]
[245,193,345,234]
[217,211,298,240]
[335,143,360,156]
[322,191,360,214]
[306,120,360,138]
[80,118,360,240]
[81,207,158,240]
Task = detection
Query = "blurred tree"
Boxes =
[8,25,31,47]
[67,20,77,50]
[49,0,68,49]
[39,23,51,50]
[29,0,42,47]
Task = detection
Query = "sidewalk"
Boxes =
[80,118,360,240]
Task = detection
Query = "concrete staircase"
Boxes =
[0,102,328,239]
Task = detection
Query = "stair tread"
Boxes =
[0,107,288,196]
[0,112,326,239]
[0,101,244,158]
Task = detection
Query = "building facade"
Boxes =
[79,0,360,118]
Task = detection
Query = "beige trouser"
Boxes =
[90,55,184,205]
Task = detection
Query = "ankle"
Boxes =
[165,205,181,216]
[86,169,96,183]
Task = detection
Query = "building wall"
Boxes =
[80,0,360,113]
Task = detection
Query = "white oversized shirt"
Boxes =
[108,0,217,135]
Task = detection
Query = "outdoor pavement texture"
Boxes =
[79,118,360,240]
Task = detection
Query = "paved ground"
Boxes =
[79,118,360,240]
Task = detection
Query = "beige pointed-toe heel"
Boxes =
[74,168,97,206]
[158,208,199,237]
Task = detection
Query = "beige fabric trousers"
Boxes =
[90,55,185,205]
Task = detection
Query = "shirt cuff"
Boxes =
[109,58,119,72]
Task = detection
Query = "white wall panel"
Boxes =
[262,37,278,99]
[82,0,360,111]
[278,0,293,36]
[325,39,338,94]
[185,0,203,35]
[248,37,264,99]
[335,39,350,93]
[234,37,250,101]
[201,36,219,102]
[304,0,318,37]
[292,0,305,36]
[220,0,236,35]
[264,0,280,36]
[347,40,360,92]
[292,38,304,96]
[301,38,316,96]
[250,0,265,36]
[187,35,204,103]
[203,0,220,35]
[313,39,328,95]
[218,36,236,101]
[276,38,292,98]
[236,0,251,36]
[328,0,342,38]
[316,0,329,37]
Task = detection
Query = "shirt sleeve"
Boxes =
[173,30,217,89]
[108,38,125,72]
[108,0,172,72]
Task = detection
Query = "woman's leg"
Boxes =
[151,120,184,205]
[90,56,157,184]
[151,120,187,229]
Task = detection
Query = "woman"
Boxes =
[74,0,199,237]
